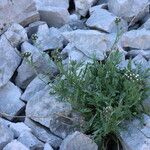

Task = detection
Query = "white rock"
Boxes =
[119,114,150,150]
[74,0,98,16]
[24,118,62,149]
[0,0,39,34]
[0,125,14,149]
[21,74,49,102]
[132,54,148,66]
[35,24,64,51]
[18,131,43,150]
[4,23,28,48]
[37,6,70,27]
[62,30,108,60]
[60,131,98,150]
[10,122,31,138]
[121,29,150,49]
[15,42,58,89]
[86,7,127,33]
[44,143,54,150]
[0,35,21,87]
[3,140,29,150]
[35,0,69,9]
[0,82,25,121]
[108,0,149,22]
[26,86,73,138]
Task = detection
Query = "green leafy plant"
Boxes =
[51,51,150,148]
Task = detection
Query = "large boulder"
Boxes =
[0,35,21,87]
[15,42,58,89]
[26,86,75,138]
[86,7,127,33]
[0,125,14,149]
[0,0,39,34]
[0,81,25,121]
[74,0,98,17]
[108,0,149,22]
[121,29,150,50]
[60,131,98,150]
[62,30,108,60]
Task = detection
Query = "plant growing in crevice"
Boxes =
[51,51,150,149]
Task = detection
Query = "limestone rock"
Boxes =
[86,7,127,33]
[63,30,108,60]
[108,0,149,22]
[121,29,150,50]
[35,24,64,51]
[0,0,39,34]
[60,131,98,150]
[10,122,31,138]
[74,0,98,17]
[3,140,29,150]
[119,114,150,150]
[0,35,21,87]
[0,82,25,121]
[15,42,58,89]
[0,125,14,149]
[44,143,54,150]
[24,118,62,149]
[21,74,49,102]
[26,86,74,138]
[18,131,44,150]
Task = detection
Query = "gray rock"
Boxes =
[26,21,46,38]
[128,49,150,60]
[121,29,150,50]
[3,140,29,150]
[86,7,127,33]
[35,24,64,51]
[18,131,44,150]
[0,35,21,87]
[4,23,28,48]
[26,86,74,138]
[15,42,58,89]
[62,29,108,60]
[0,82,25,121]
[10,122,31,138]
[44,143,53,150]
[0,0,39,34]
[119,114,150,150]
[142,97,150,115]
[37,7,70,27]
[0,125,14,149]
[59,25,73,33]
[21,74,49,102]
[60,131,98,150]
[35,0,69,9]
[24,118,62,149]
[132,54,148,68]
[141,18,150,30]
[74,0,98,16]
[108,0,149,22]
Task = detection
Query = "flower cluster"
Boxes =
[124,70,141,82]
